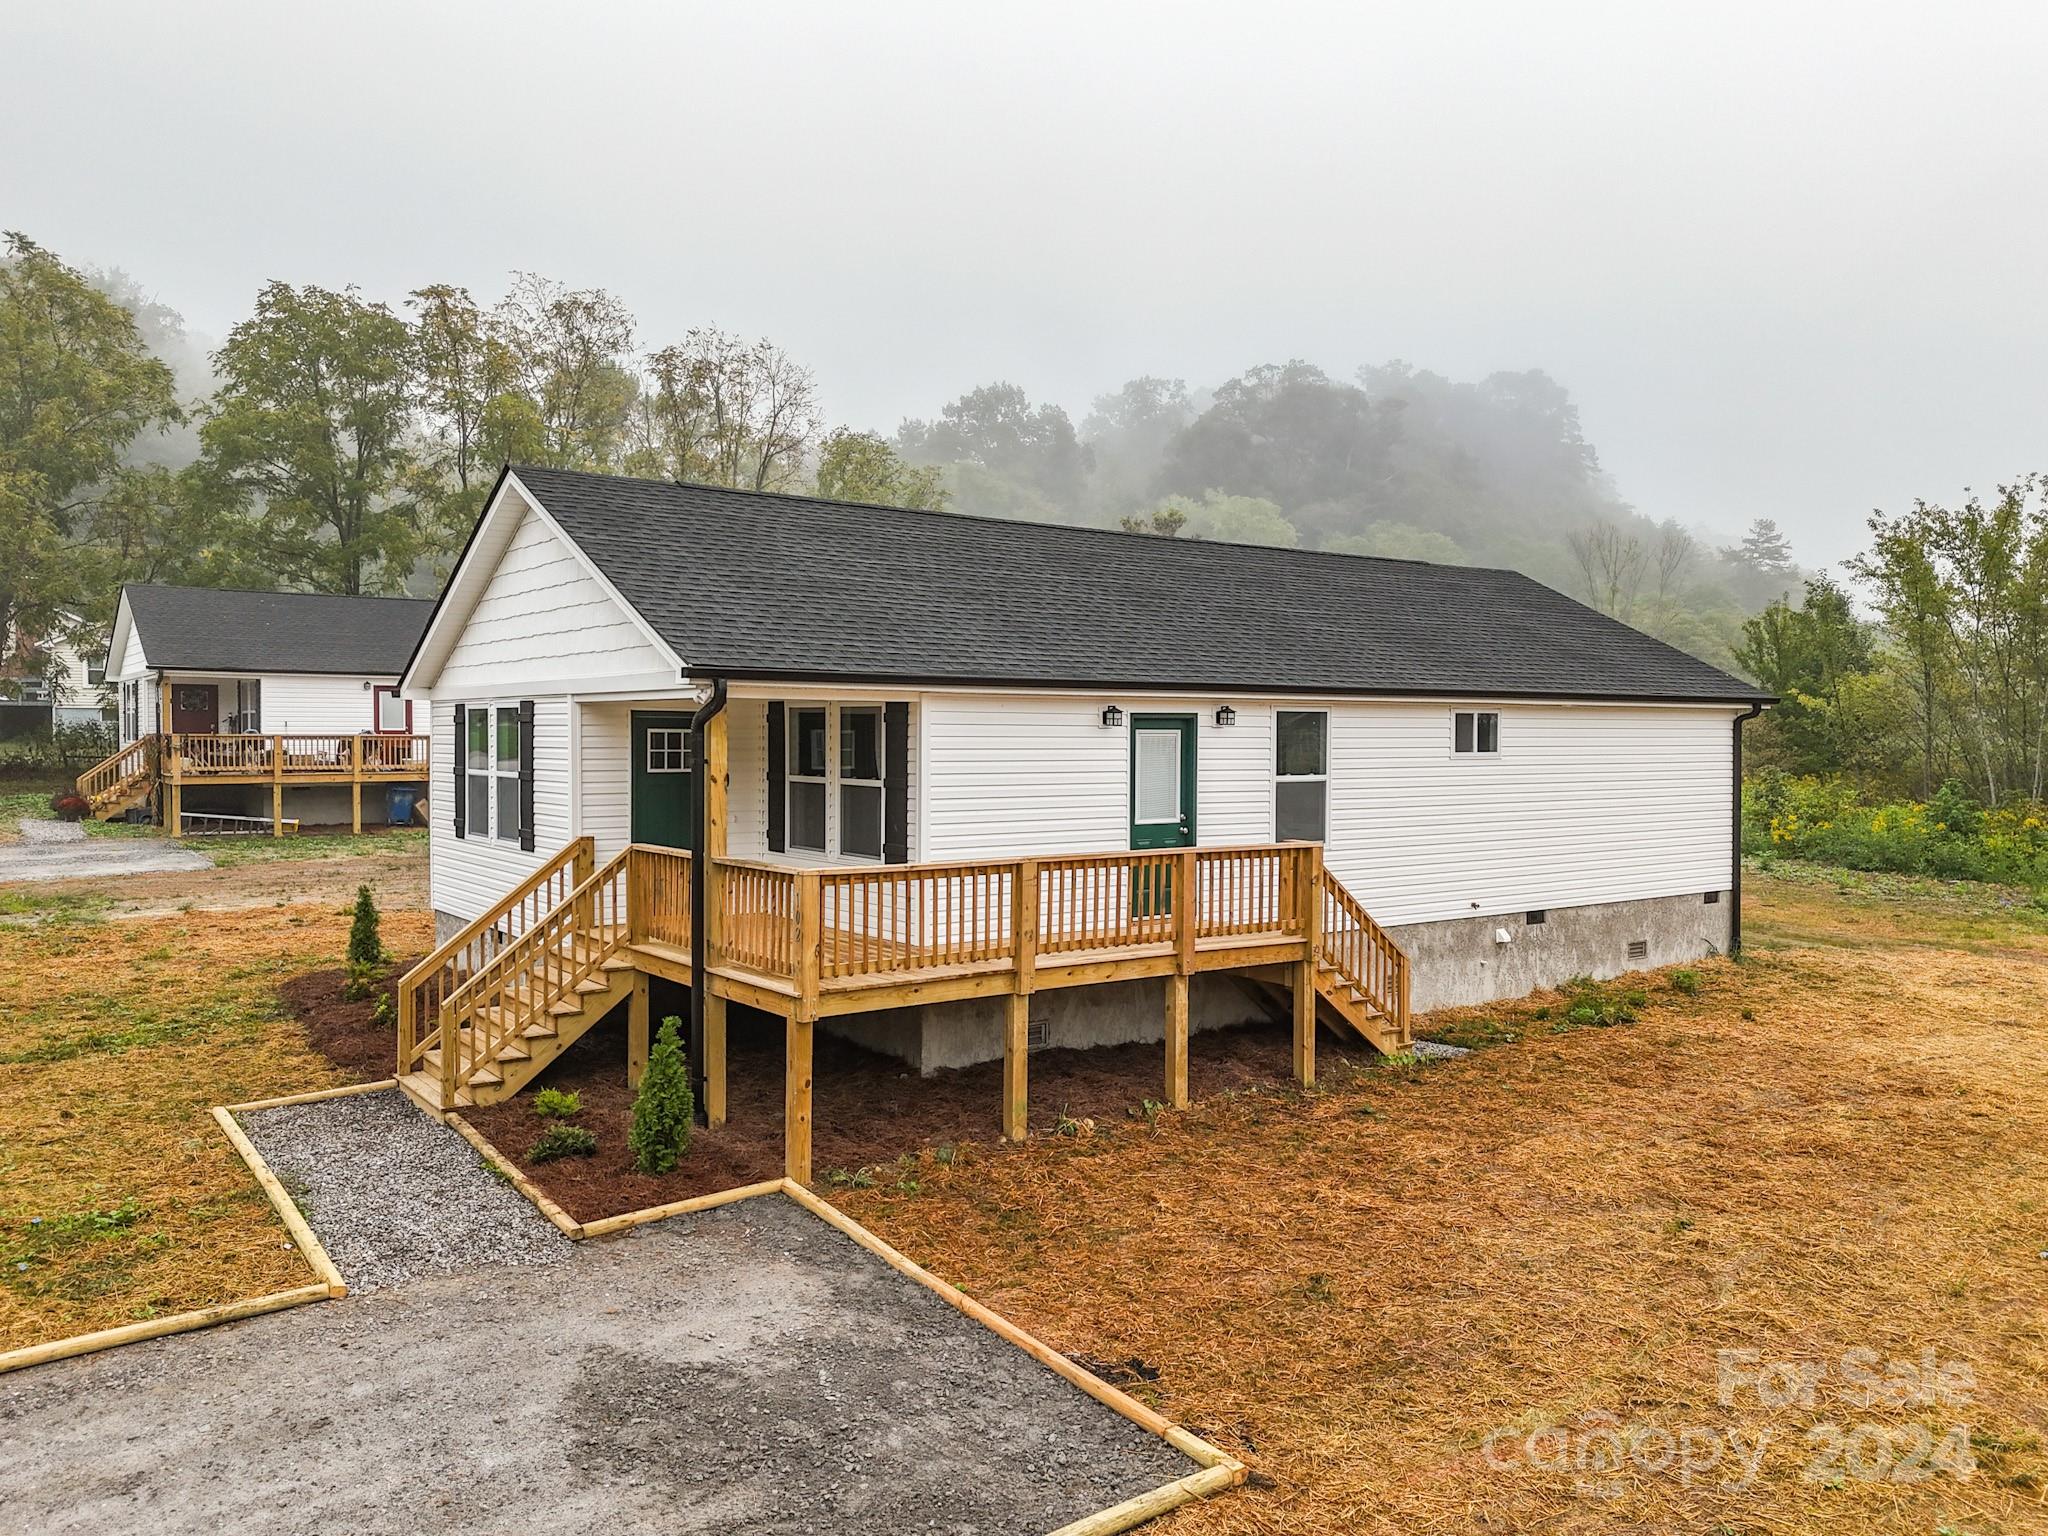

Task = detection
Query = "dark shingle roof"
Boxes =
[511,465,1768,705]
[124,584,436,676]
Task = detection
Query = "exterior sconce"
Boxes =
[1101,705,1124,729]
[1214,704,1237,727]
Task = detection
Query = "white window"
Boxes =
[839,706,884,860]
[1274,710,1328,842]
[1453,709,1500,755]
[645,726,690,774]
[788,706,828,853]
[465,703,523,840]
[374,685,407,733]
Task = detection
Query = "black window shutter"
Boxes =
[883,702,909,863]
[766,702,786,853]
[517,699,536,852]
[451,704,466,839]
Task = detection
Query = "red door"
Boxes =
[170,683,218,734]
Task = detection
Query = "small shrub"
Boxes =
[533,1087,582,1119]
[528,1123,598,1162]
[370,992,394,1026]
[628,1015,695,1174]
[1670,968,1704,997]
[825,1166,876,1189]
[1556,976,1647,1029]
[340,960,376,1003]
[346,884,384,969]
[48,792,89,822]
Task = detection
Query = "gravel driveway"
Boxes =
[0,817,210,883]
[2,1199,1190,1534]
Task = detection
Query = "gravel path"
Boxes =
[1410,1039,1472,1062]
[238,1089,571,1290]
[1,1197,1195,1534]
[0,815,211,882]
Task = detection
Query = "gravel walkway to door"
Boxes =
[236,1089,571,1290]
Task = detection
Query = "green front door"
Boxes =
[1129,714,1196,850]
[630,711,694,848]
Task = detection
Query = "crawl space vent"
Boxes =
[1027,1018,1050,1050]
[1626,939,1650,963]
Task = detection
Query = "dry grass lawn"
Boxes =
[0,902,430,1351]
[833,868,2048,1533]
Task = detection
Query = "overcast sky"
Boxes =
[8,1,2045,566]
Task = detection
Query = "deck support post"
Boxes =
[271,734,284,838]
[1292,958,1316,1087]
[785,1012,814,1185]
[703,992,727,1128]
[627,972,650,1089]
[1003,993,1029,1142]
[166,735,182,837]
[1165,971,1190,1110]
[350,735,363,834]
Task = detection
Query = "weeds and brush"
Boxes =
[528,1124,599,1162]
[1669,967,1704,996]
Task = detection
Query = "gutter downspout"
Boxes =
[1730,703,1764,955]
[687,677,729,1128]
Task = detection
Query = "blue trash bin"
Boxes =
[386,786,419,826]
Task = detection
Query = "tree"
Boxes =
[490,273,637,470]
[197,282,420,594]
[629,1015,695,1173]
[1731,518,1796,580]
[1734,576,1877,774]
[409,283,524,556]
[897,382,1091,510]
[1161,361,1398,513]
[0,233,181,671]
[1325,522,1468,564]
[813,428,946,510]
[1567,525,1647,621]
[1081,376,1194,521]
[630,329,822,492]
[1130,490,1295,547]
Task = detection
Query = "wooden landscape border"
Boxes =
[0,1079,385,1377]
[450,1107,1247,1536]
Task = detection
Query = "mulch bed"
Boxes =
[278,958,419,1081]
[285,966,1370,1224]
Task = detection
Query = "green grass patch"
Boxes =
[1,1198,164,1302]
[181,828,426,867]
[0,889,112,922]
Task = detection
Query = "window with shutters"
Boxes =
[782,701,899,861]
[463,701,525,841]
[493,705,522,843]
[839,706,884,860]
[788,706,828,853]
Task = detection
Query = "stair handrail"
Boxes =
[1315,867,1413,1043]
[434,845,633,1098]
[397,835,594,1076]
[77,734,157,803]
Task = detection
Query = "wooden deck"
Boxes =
[76,732,429,833]
[396,838,1412,1183]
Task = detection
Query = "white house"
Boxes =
[0,613,110,730]
[392,466,1769,1159]
[87,584,436,830]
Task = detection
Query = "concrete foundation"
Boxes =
[1392,889,1732,1012]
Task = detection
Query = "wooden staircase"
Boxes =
[1308,867,1413,1054]
[76,737,156,820]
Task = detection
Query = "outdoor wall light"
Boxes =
[1101,704,1125,728]
[1214,704,1237,727]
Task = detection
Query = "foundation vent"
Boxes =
[1626,939,1649,963]
[1026,1018,1050,1050]
[1704,890,1721,904]
[1525,909,1547,926]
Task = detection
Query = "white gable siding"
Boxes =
[427,696,574,925]
[435,500,672,696]
[116,622,148,682]
[920,693,1734,928]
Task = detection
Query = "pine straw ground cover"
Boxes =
[831,871,2048,1534]
[0,903,431,1352]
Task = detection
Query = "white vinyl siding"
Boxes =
[581,701,633,860]
[436,498,672,695]
[428,696,573,924]
[920,693,1733,928]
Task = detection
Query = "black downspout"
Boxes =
[1730,703,1764,955]
[687,678,729,1128]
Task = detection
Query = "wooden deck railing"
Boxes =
[1317,866,1411,1037]
[435,847,632,1099]
[170,732,430,779]
[76,736,155,804]
[397,837,594,1078]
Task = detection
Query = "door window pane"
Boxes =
[1134,729,1182,824]
[1276,711,1326,776]
[646,727,690,772]
[790,781,826,852]
[1276,780,1327,843]
[377,688,406,732]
